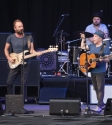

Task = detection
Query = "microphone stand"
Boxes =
[52,15,65,75]
[21,33,25,101]
[52,15,65,47]
[52,16,65,38]
[84,42,91,115]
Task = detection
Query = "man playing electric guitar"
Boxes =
[4,19,37,99]
[80,30,110,112]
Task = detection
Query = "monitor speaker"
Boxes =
[0,33,11,59]
[104,98,112,115]
[5,95,24,114]
[50,98,81,115]
[0,101,4,115]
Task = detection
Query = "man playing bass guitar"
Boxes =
[80,30,110,112]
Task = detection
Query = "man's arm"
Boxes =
[30,42,37,54]
[80,34,89,50]
[4,43,14,63]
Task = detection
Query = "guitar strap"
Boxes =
[26,34,31,51]
[99,43,106,56]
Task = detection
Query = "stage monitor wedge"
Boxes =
[50,98,81,115]
[0,101,4,115]
[104,98,112,115]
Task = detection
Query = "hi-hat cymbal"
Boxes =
[57,30,70,36]
[73,31,93,38]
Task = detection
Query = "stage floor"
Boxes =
[1,104,112,125]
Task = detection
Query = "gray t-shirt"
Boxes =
[85,23,109,45]
[6,33,34,53]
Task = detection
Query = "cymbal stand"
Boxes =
[58,30,68,74]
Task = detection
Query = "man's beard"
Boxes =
[16,29,24,35]
[93,23,100,26]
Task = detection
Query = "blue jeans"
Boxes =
[91,72,105,108]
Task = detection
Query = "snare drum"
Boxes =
[69,46,80,64]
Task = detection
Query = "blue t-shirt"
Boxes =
[6,33,34,63]
[88,43,110,73]
[6,33,34,53]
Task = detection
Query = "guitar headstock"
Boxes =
[48,45,58,51]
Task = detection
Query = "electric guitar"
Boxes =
[79,53,111,75]
[8,47,58,69]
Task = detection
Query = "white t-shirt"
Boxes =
[85,23,109,45]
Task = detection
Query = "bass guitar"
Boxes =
[8,47,58,69]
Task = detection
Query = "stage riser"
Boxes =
[39,88,68,104]
[0,85,38,99]
[41,77,112,103]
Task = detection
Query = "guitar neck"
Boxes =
[93,54,112,62]
[24,50,48,59]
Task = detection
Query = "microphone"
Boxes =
[61,14,69,16]
[108,24,112,27]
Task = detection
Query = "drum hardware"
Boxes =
[63,39,81,76]
[58,30,68,74]
[58,61,69,74]
[105,38,112,77]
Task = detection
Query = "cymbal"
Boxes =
[57,30,70,36]
[73,31,93,38]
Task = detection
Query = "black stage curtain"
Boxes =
[0,0,112,49]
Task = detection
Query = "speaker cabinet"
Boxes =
[0,60,40,98]
[39,88,67,104]
[50,98,81,115]
[104,98,112,115]
[0,33,11,59]
[0,101,4,115]
[5,95,24,114]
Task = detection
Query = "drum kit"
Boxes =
[57,31,93,77]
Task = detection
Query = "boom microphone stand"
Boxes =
[52,15,65,38]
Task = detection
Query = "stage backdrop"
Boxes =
[0,0,112,49]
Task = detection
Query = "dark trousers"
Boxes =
[6,64,30,98]
[91,72,105,108]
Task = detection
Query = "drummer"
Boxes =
[85,11,109,45]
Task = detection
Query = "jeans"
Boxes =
[91,72,105,108]
[6,64,30,98]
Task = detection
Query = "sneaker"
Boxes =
[101,105,105,110]
[93,106,102,112]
